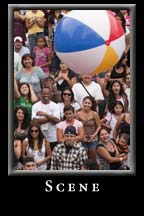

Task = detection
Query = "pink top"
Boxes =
[57,119,83,134]
[33,46,51,73]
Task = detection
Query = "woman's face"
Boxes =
[83,98,92,111]
[20,84,29,95]
[23,57,33,67]
[16,109,24,121]
[99,129,109,143]
[30,126,39,138]
[64,110,74,121]
[114,104,123,115]
[60,63,68,71]
[37,38,45,48]
[112,82,121,94]
[105,72,111,80]
[63,90,72,101]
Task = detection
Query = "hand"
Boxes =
[61,73,69,81]
[36,161,42,167]
[122,154,127,161]
[57,72,64,80]
[31,17,37,24]
[83,135,89,142]
[29,84,33,90]
[88,134,96,142]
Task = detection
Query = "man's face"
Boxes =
[41,88,51,104]
[14,40,22,50]
[64,134,76,146]
[24,162,35,170]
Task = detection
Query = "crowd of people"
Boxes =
[13,9,131,171]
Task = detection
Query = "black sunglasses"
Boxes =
[63,93,71,96]
[31,130,39,133]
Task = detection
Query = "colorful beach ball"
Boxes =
[54,10,126,75]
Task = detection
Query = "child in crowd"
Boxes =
[33,36,52,77]
[116,133,130,169]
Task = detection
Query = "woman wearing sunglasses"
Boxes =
[58,87,81,120]
[22,123,51,170]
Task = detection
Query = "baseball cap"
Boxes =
[14,36,23,42]
[64,126,77,135]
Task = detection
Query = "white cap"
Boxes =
[14,36,23,42]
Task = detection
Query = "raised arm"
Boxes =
[29,84,38,103]
[14,74,20,98]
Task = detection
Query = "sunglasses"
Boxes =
[31,130,39,133]
[63,93,71,96]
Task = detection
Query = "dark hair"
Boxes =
[108,80,126,112]
[63,105,74,114]
[36,36,48,47]
[115,53,127,70]
[83,96,97,111]
[61,87,74,102]
[19,83,31,100]
[27,123,45,151]
[21,54,34,67]
[23,156,34,165]
[14,106,30,130]
[111,100,124,114]
[48,10,63,24]
[119,132,130,146]
[115,12,126,32]
[98,127,110,141]
[45,76,54,82]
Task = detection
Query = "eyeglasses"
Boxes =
[30,130,39,133]
[63,93,71,96]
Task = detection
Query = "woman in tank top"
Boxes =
[96,128,127,170]
[22,123,51,170]
[76,96,101,160]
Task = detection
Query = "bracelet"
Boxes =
[120,157,123,162]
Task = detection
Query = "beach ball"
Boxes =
[54,10,126,75]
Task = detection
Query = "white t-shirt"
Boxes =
[32,101,60,142]
[26,139,47,170]
[72,81,104,107]
[105,112,117,139]
[14,52,22,72]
